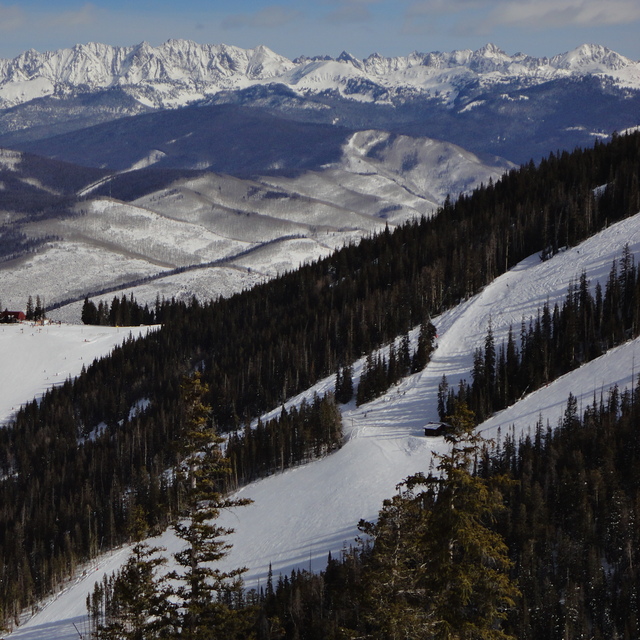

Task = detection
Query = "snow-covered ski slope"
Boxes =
[5,211,640,640]
[0,323,154,427]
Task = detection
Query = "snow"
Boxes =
[0,148,22,170]
[3,131,508,322]
[0,77,54,106]
[1,40,639,111]
[0,323,154,426]
[4,210,640,639]
[0,240,169,314]
[128,149,167,171]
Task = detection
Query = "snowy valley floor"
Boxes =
[4,211,640,640]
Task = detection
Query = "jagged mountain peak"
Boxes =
[474,43,508,58]
[552,43,633,71]
[0,39,638,140]
[337,51,363,68]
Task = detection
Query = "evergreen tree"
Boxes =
[97,299,109,325]
[88,507,176,640]
[504,326,519,405]
[399,333,412,377]
[483,320,496,412]
[413,403,519,640]
[110,296,121,327]
[82,298,99,325]
[437,375,449,421]
[34,295,44,321]
[170,372,253,640]
[359,491,431,639]
[412,319,437,372]
[360,402,519,640]
[335,364,354,404]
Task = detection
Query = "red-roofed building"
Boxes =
[0,310,26,322]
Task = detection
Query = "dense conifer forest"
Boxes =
[212,385,640,640]
[1,132,640,632]
[225,393,343,488]
[87,385,640,639]
[81,294,158,326]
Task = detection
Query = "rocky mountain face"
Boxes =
[0,41,637,110]
[0,41,294,109]
[0,41,638,165]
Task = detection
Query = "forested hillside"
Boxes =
[205,384,640,640]
[439,245,640,423]
[1,132,640,630]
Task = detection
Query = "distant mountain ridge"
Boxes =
[0,40,638,111]
[1,40,639,167]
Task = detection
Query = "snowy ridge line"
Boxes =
[45,234,306,312]
[77,173,118,198]
[77,149,169,198]
[0,40,639,110]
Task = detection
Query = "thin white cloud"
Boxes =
[492,0,640,28]
[49,3,98,28]
[403,0,486,35]
[222,6,301,30]
[407,0,486,17]
[405,0,640,33]
[326,6,371,24]
[325,0,381,24]
[0,4,25,32]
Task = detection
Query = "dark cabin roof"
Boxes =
[424,422,452,437]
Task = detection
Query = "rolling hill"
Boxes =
[1,129,511,322]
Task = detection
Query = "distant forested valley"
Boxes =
[1,132,640,637]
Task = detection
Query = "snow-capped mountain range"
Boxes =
[0,40,638,110]
[1,40,639,167]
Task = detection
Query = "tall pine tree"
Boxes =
[170,372,254,640]
[360,402,519,640]
[87,506,176,640]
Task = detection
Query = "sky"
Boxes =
[0,0,639,62]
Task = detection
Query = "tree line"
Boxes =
[82,294,158,326]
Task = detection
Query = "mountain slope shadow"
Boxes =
[12,104,354,177]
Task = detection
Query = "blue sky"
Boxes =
[0,0,639,61]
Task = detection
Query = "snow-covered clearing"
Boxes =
[0,323,154,426]
[5,211,640,640]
